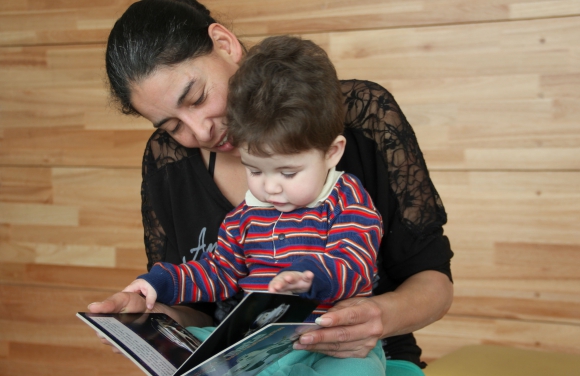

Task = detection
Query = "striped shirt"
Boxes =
[141,172,383,320]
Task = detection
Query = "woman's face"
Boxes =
[130,49,239,153]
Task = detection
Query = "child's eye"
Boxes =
[281,172,296,179]
[249,171,261,176]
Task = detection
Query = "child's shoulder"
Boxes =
[335,172,367,197]
[223,201,248,222]
[327,172,381,220]
[331,172,371,204]
[339,172,364,186]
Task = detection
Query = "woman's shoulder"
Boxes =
[339,79,403,131]
[340,79,394,99]
[142,129,199,177]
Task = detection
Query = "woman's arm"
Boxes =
[293,270,453,357]
[298,80,455,359]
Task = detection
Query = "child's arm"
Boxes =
[123,279,158,310]
[280,176,383,303]
[268,270,314,294]
[134,213,248,306]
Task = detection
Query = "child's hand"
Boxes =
[268,270,314,294]
[122,279,158,310]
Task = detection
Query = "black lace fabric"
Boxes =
[141,131,190,270]
[342,80,447,236]
[140,80,447,270]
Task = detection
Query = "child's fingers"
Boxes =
[145,293,156,311]
[122,280,140,293]
[268,278,283,292]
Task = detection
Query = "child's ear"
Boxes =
[325,135,346,169]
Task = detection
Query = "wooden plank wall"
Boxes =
[1,0,579,374]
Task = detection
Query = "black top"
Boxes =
[140,79,453,368]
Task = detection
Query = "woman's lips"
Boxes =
[214,132,234,152]
[215,132,228,147]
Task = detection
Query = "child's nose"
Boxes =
[264,179,282,194]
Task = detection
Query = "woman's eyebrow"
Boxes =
[177,79,195,106]
[152,79,196,128]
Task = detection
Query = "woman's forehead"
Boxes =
[134,51,230,95]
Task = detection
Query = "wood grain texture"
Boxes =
[2,0,580,46]
[1,17,578,169]
[415,314,580,363]
[1,1,580,374]
[0,282,143,375]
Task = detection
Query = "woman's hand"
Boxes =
[293,270,453,358]
[88,291,149,315]
[293,297,384,358]
[87,292,213,353]
[87,292,168,353]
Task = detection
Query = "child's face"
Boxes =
[240,147,333,212]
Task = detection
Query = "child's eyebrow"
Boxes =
[240,160,257,168]
[274,165,301,170]
[240,160,301,170]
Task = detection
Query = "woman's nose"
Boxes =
[183,115,214,142]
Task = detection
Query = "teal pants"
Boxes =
[187,327,424,376]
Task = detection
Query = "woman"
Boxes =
[89,1,454,375]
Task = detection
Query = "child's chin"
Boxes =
[274,203,297,212]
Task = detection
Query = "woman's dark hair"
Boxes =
[106,0,216,115]
[227,35,344,156]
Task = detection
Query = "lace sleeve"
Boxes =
[341,80,447,236]
[141,130,190,271]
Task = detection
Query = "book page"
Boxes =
[91,316,177,376]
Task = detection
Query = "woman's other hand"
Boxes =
[293,297,383,358]
[293,270,453,358]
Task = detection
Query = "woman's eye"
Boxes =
[169,122,182,135]
[281,172,297,179]
[192,91,206,106]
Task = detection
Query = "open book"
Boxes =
[77,292,319,376]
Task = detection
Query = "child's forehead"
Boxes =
[240,147,325,166]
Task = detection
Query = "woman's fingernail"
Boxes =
[300,335,313,344]
[315,317,331,326]
[293,342,307,350]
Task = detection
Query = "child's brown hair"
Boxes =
[227,35,344,156]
